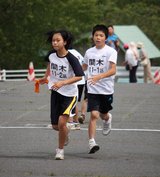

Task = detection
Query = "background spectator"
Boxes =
[125,42,139,83]
[137,42,154,83]
[105,25,120,52]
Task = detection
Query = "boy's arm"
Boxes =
[62,76,82,85]
[39,63,50,84]
[115,39,120,51]
[51,76,82,91]
[101,62,116,78]
[115,39,119,47]
[88,62,116,85]
[44,63,50,79]
[82,63,88,71]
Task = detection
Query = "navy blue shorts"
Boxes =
[50,91,77,125]
[87,93,113,113]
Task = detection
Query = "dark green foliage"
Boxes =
[0,0,160,69]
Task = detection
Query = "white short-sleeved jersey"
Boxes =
[48,51,84,97]
[69,49,85,85]
[84,45,117,95]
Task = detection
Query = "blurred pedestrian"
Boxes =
[125,42,139,83]
[122,43,130,71]
[137,42,154,83]
[105,25,119,52]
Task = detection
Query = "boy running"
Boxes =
[82,24,117,154]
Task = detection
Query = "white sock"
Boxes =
[58,148,64,152]
[106,118,111,123]
[104,113,112,123]
[89,138,95,143]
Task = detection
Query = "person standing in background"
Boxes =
[137,42,154,83]
[125,42,139,83]
[122,43,130,71]
[105,25,119,52]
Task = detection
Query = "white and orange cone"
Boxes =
[27,61,35,81]
[154,69,160,85]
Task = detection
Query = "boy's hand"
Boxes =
[108,40,113,44]
[51,81,65,91]
[34,78,48,93]
[38,77,48,85]
[88,75,101,85]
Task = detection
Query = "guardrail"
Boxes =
[0,69,46,81]
[0,66,159,82]
[116,66,159,78]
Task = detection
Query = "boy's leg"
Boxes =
[100,112,110,122]
[99,94,113,136]
[81,99,87,116]
[58,115,69,149]
[55,115,69,160]
[100,112,112,136]
[78,99,87,124]
[87,93,100,153]
[52,125,59,130]
[73,105,79,122]
[88,110,100,153]
[78,82,88,124]
[88,110,99,139]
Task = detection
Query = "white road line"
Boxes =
[0,89,6,93]
[0,126,160,132]
[37,105,48,110]
[93,128,160,132]
[15,111,33,121]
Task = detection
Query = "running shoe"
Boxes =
[78,114,85,124]
[88,139,100,154]
[55,148,64,160]
[67,122,80,130]
[47,124,52,129]
[102,113,112,136]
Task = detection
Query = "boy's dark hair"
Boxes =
[46,30,73,50]
[46,31,54,43]
[92,24,108,39]
[107,25,114,29]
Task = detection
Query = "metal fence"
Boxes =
[0,67,159,82]
[0,69,46,81]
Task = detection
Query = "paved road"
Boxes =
[0,81,160,177]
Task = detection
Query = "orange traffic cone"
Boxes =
[27,61,35,81]
[154,69,160,85]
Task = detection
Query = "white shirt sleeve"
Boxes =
[108,49,117,64]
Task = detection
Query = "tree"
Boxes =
[0,0,160,69]
[0,0,105,69]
